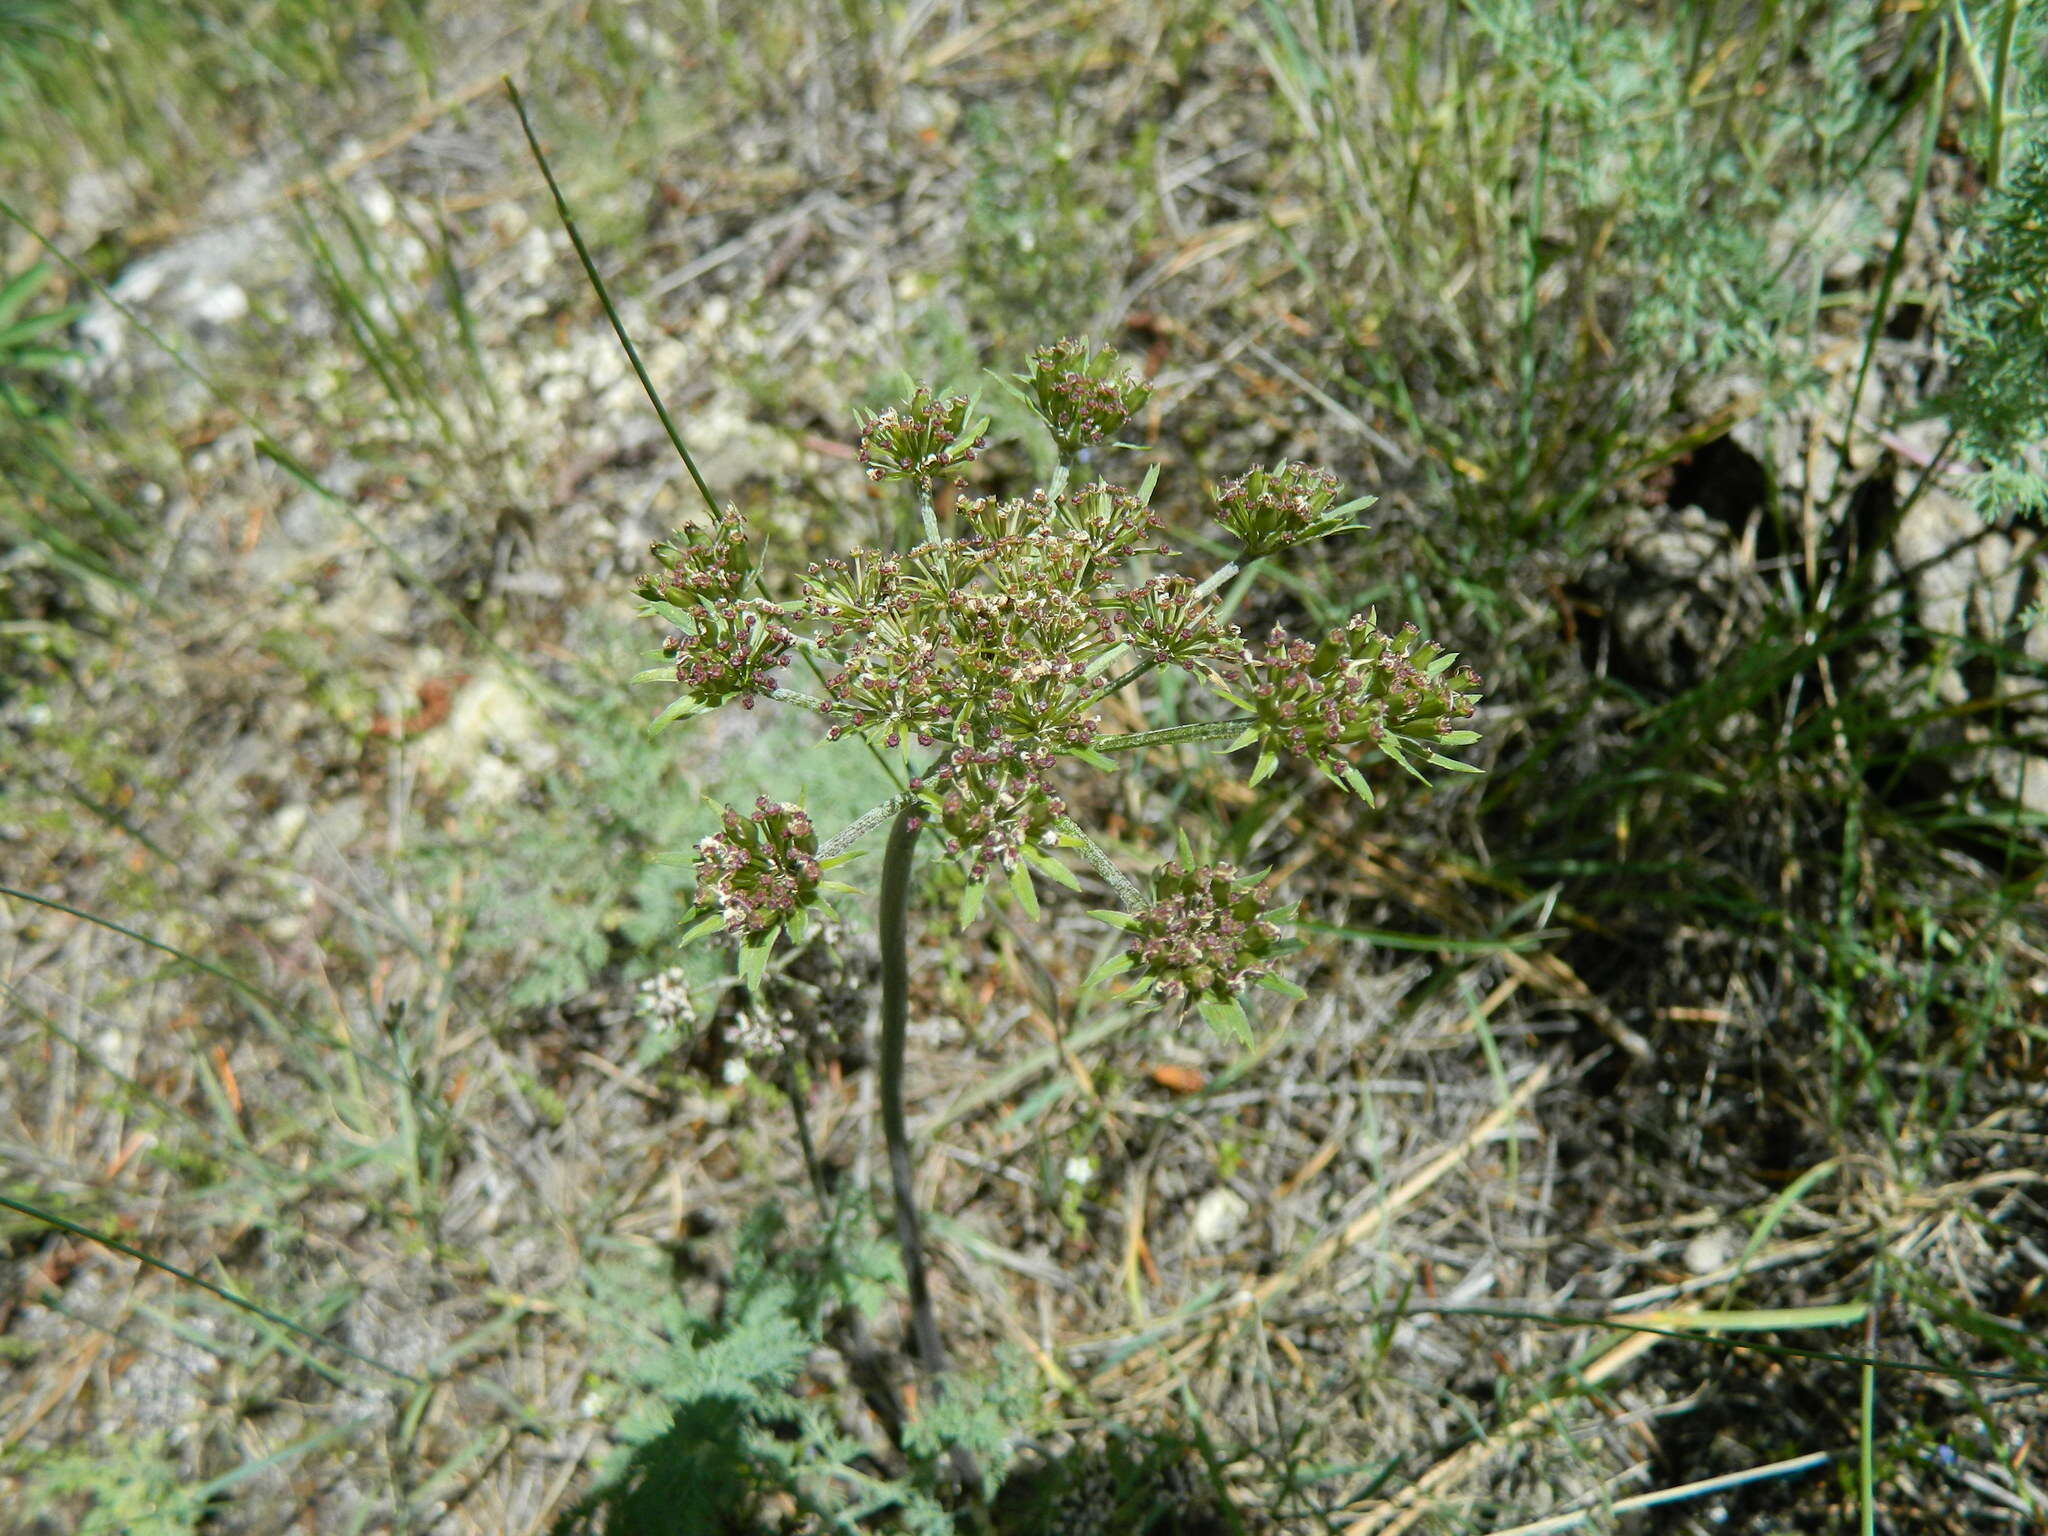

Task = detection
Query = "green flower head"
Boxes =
[1016,338,1151,454]
[1120,860,1291,1010]
[857,387,989,488]
[692,797,824,940]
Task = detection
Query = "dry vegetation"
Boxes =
[2,1,2045,1532]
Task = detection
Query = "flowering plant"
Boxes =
[638,339,1483,1041]
[630,340,1482,1453]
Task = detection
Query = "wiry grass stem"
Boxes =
[504,79,718,519]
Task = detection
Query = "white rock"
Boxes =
[417,673,558,805]
[1191,1187,1251,1247]
[1683,1227,1740,1276]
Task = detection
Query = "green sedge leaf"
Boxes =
[1025,846,1082,890]
[1083,952,1135,990]
[1008,862,1041,919]
[737,936,775,991]
[1090,908,1139,932]
[1424,651,1459,676]
[1135,462,1162,505]
[1198,997,1252,1047]
[0,263,46,322]
[648,696,711,735]
[630,666,674,687]
[1226,728,1261,753]
[0,309,83,348]
[1256,973,1307,999]
[1424,752,1484,773]
[1070,747,1116,772]
[1436,730,1481,746]
[1249,749,1279,786]
[1340,765,1377,805]
[681,913,723,943]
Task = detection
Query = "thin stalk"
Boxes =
[766,686,846,716]
[877,803,987,1502]
[1859,1272,1882,1536]
[504,79,718,518]
[878,804,948,1379]
[782,1061,830,1210]
[1193,558,1244,601]
[820,794,913,861]
[0,1191,421,1387]
[1095,718,1255,753]
[1987,0,2023,187]
[1071,556,1248,712]
[1839,24,1946,473]
[1057,816,1146,908]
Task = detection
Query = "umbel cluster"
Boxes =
[633,340,1482,1039]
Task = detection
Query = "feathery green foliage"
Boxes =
[556,1200,1031,1534]
[1945,140,2048,522]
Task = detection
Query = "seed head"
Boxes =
[1112,574,1238,668]
[856,387,988,488]
[692,797,824,940]
[1125,861,1286,1006]
[670,600,796,710]
[636,504,756,604]
[1227,613,1483,789]
[1016,338,1150,454]
[1213,462,1365,559]
[919,739,1067,878]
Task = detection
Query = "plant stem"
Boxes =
[877,802,987,1504]
[1057,816,1145,908]
[878,802,948,1379]
[504,80,718,518]
[1094,718,1255,753]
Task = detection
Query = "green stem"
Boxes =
[1057,816,1145,908]
[505,80,718,518]
[877,803,986,1502]
[1192,558,1243,602]
[878,804,948,1379]
[821,794,912,861]
[1094,718,1255,753]
[1987,0,2022,188]
[766,687,845,715]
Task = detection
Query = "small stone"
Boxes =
[1683,1227,1740,1276]
[1191,1187,1250,1247]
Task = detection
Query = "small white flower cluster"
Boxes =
[635,966,694,1029]
[729,1006,797,1062]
